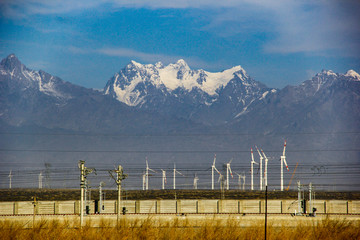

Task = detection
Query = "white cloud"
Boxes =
[1,0,359,57]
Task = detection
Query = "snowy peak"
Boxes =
[105,59,250,102]
[345,70,360,80]
[0,54,75,100]
[0,54,23,71]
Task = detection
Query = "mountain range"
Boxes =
[1,54,359,133]
[1,54,359,189]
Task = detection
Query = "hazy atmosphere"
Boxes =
[1,0,360,191]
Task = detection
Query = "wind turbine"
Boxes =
[211,154,220,190]
[250,148,259,190]
[38,172,43,189]
[173,163,184,190]
[235,172,242,190]
[161,169,167,190]
[142,172,146,190]
[193,174,199,189]
[8,170,12,189]
[145,157,156,190]
[217,171,226,193]
[241,173,246,190]
[280,141,290,191]
[261,149,269,187]
[225,159,234,190]
[255,146,264,191]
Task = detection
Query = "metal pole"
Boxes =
[309,182,312,215]
[111,165,127,226]
[79,161,85,227]
[32,196,37,228]
[99,182,104,214]
[297,180,301,215]
[260,157,263,191]
[265,186,268,240]
[280,157,284,191]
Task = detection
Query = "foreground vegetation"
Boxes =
[1,217,359,240]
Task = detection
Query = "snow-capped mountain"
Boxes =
[104,59,272,125]
[230,68,360,134]
[0,54,88,100]
[0,54,199,133]
[1,54,359,134]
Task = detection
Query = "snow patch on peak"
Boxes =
[176,59,190,69]
[129,60,143,68]
[155,61,164,69]
[345,70,360,80]
[320,69,337,77]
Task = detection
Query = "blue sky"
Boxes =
[1,0,359,89]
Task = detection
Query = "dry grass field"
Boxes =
[1,215,359,240]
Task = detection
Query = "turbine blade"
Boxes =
[255,146,262,157]
[283,140,287,156]
[283,158,290,171]
[213,154,216,166]
[261,149,268,160]
[251,148,254,162]
[229,166,233,178]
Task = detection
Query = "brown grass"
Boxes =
[0,216,359,240]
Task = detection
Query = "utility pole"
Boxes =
[265,185,268,240]
[8,170,12,189]
[309,182,312,215]
[297,180,301,215]
[78,160,96,228]
[32,196,37,228]
[99,182,105,214]
[109,165,127,225]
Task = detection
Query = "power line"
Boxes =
[0,148,359,153]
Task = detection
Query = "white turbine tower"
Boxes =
[255,146,264,191]
[8,170,12,189]
[280,141,290,191]
[261,149,269,187]
[225,159,234,190]
[211,154,220,190]
[250,148,259,191]
[193,174,199,189]
[142,172,146,190]
[235,172,242,190]
[38,172,43,189]
[241,174,246,190]
[161,169,167,190]
[145,158,156,190]
[173,163,184,190]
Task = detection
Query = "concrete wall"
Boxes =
[178,200,197,213]
[139,200,157,213]
[158,200,177,213]
[57,201,76,214]
[220,200,239,213]
[1,199,359,215]
[198,200,218,213]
